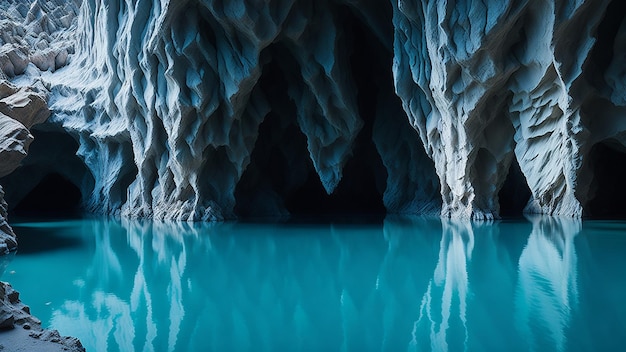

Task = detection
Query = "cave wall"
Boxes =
[1,0,626,220]
[393,0,626,218]
[0,79,50,252]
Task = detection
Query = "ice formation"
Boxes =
[1,0,625,220]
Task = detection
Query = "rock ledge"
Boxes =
[0,281,85,352]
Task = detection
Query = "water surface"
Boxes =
[1,216,625,351]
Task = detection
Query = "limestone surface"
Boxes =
[38,0,374,220]
[0,0,79,76]
[393,0,626,218]
[0,81,49,254]
[1,0,625,220]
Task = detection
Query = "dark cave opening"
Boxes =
[235,6,391,219]
[1,127,94,217]
[13,172,82,216]
[586,141,626,218]
[234,52,388,218]
[233,47,307,218]
[587,0,626,91]
[295,6,392,217]
[498,158,532,218]
[285,6,389,217]
[283,159,386,218]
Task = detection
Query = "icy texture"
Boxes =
[1,0,626,219]
[39,0,374,220]
[0,81,49,253]
[393,0,626,218]
[0,0,79,76]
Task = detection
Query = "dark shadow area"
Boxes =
[586,141,626,218]
[9,223,84,254]
[236,7,390,219]
[283,159,386,218]
[498,158,532,218]
[12,173,82,216]
[234,47,310,218]
[587,0,626,92]
[282,7,388,217]
[0,126,94,218]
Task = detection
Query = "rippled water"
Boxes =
[1,216,626,351]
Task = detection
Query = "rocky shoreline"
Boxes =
[0,281,85,352]
[0,16,83,349]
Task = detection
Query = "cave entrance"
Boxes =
[235,5,391,219]
[283,158,386,218]
[285,8,389,218]
[13,173,82,216]
[234,50,387,219]
[1,127,94,218]
[498,158,532,218]
[586,141,626,218]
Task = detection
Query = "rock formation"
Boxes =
[0,0,79,76]
[0,80,49,254]
[392,0,626,218]
[0,0,625,220]
[0,281,85,351]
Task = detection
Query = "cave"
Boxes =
[586,141,626,218]
[12,173,82,216]
[285,7,388,218]
[233,50,388,218]
[283,159,386,218]
[0,127,94,217]
[498,158,532,218]
[234,6,390,219]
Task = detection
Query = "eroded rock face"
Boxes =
[393,0,626,218]
[39,0,394,220]
[1,0,626,219]
[0,281,85,351]
[0,186,16,254]
[0,0,79,76]
[0,81,49,253]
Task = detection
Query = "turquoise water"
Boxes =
[1,216,626,351]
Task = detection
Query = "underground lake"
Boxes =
[1,216,625,351]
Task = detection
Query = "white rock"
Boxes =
[0,81,49,128]
[3,0,626,220]
[0,80,49,253]
[0,111,32,178]
[38,0,368,220]
[392,0,624,218]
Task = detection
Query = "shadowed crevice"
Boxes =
[498,158,532,218]
[0,127,94,217]
[586,141,626,218]
[13,173,82,216]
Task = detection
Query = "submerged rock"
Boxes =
[0,0,625,219]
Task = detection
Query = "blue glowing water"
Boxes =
[1,216,626,351]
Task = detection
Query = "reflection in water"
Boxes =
[7,216,626,351]
[43,218,440,351]
[411,220,474,352]
[515,217,580,352]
